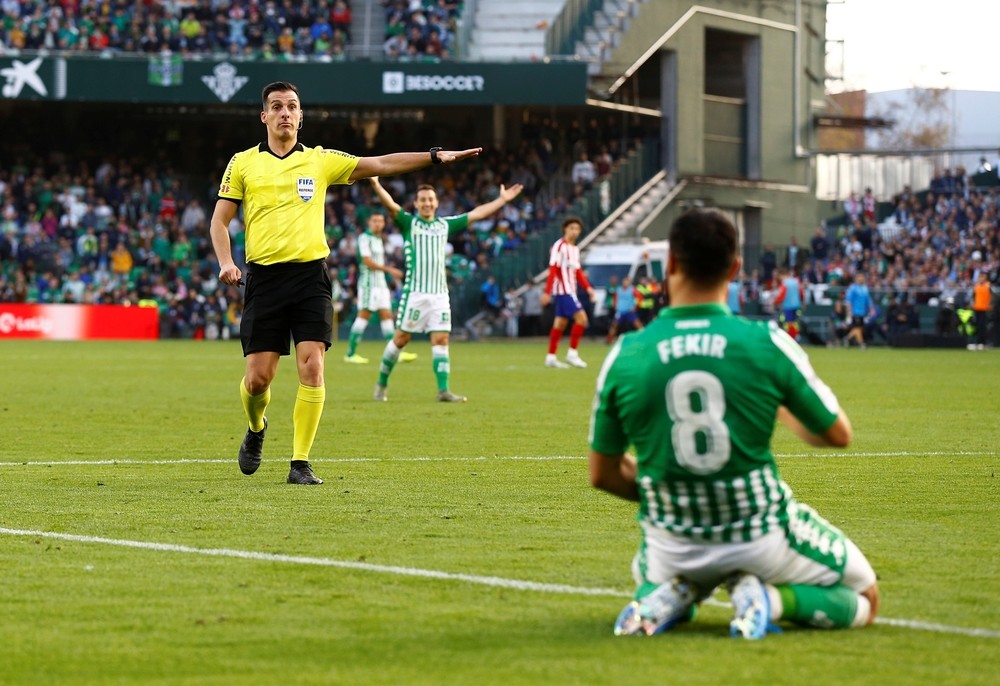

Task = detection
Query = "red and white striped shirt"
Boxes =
[861,193,876,219]
[546,238,591,296]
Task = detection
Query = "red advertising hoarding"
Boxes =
[0,304,159,340]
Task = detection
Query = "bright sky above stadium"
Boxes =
[825,0,999,93]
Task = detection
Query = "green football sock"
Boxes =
[432,345,449,391]
[378,341,400,386]
[775,584,859,629]
[347,319,367,356]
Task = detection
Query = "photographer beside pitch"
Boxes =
[210,80,481,485]
[588,208,880,638]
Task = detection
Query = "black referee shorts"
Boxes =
[240,259,334,357]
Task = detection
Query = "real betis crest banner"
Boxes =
[148,54,183,87]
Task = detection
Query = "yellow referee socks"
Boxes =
[292,383,326,461]
[240,377,270,433]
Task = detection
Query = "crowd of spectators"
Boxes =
[735,174,999,345]
[4,135,995,342]
[0,0,464,63]
[0,112,646,339]
[8,96,990,345]
[382,0,461,61]
[0,152,236,338]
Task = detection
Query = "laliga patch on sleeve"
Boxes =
[321,148,358,160]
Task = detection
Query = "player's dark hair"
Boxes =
[416,184,436,194]
[669,209,738,288]
[262,81,300,109]
[562,216,583,232]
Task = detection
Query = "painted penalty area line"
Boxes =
[0,449,996,467]
[2,527,998,640]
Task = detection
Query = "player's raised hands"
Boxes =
[499,183,524,202]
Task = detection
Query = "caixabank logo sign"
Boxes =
[0,56,67,99]
[382,71,485,95]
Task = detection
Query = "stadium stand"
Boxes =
[0,92,668,339]
[0,0,464,62]
[1,0,996,344]
[1,139,996,343]
[740,176,999,346]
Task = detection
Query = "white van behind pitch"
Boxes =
[582,241,669,319]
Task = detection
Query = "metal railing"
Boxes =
[545,0,605,57]
[453,0,479,60]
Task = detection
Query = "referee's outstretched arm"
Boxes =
[349,148,482,183]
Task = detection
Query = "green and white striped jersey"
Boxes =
[395,209,468,295]
[590,303,841,544]
[357,230,388,291]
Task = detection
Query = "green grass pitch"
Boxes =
[0,339,997,685]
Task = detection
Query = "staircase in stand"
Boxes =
[467,0,567,61]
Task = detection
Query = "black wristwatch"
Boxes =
[430,147,443,165]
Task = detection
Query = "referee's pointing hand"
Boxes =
[437,148,483,164]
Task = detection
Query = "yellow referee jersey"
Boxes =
[218,143,359,265]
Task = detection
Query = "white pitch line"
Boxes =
[1,527,997,640]
[874,617,1000,638]
[696,596,999,637]
[0,456,559,467]
[0,527,623,597]
[0,450,995,468]
[776,450,997,458]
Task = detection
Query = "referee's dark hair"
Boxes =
[262,81,300,109]
[669,208,738,288]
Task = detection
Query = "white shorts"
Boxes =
[357,285,392,313]
[397,291,452,333]
[634,504,876,596]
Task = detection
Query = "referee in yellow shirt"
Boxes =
[210,81,481,484]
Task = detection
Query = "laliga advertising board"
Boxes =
[0,304,159,340]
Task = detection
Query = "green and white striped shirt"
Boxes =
[590,303,841,544]
[357,230,389,292]
[395,209,468,295]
